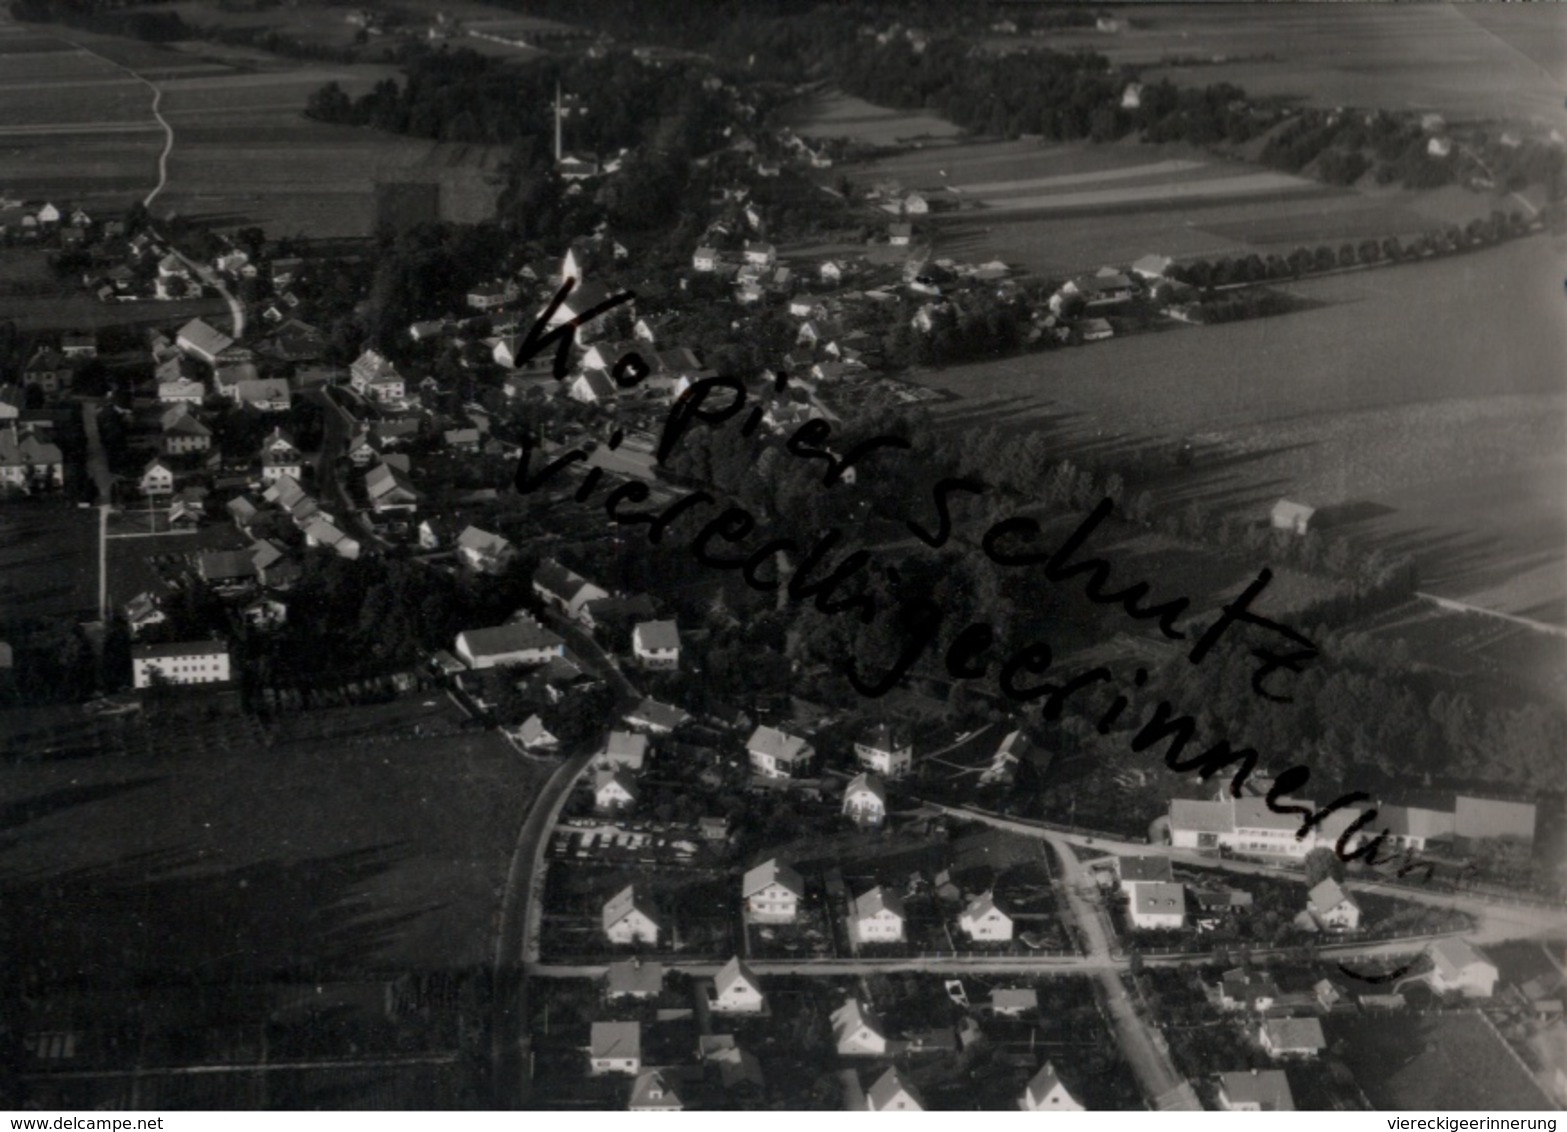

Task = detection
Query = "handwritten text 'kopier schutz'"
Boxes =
[503,277,1435,878]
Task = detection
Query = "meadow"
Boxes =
[0,15,505,238]
[0,503,99,624]
[906,237,1567,625]
[851,137,1509,278]
[0,696,546,979]
[990,3,1567,123]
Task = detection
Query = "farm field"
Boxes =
[906,237,1567,626]
[990,3,1567,124]
[850,138,1512,277]
[780,89,965,146]
[0,503,99,626]
[0,696,545,980]
[0,15,505,238]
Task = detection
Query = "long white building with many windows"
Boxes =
[131,641,231,689]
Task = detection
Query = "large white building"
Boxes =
[1169,796,1365,859]
[131,641,231,689]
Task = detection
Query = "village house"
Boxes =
[1131,253,1174,280]
[1061,272,1135,306]
[1216,969,1279,1013]
[623,696,689,735]
[842,771,887,828]
[991,988,1038,1017]
[746,724,814,779]
[1258,1017,1326,1058]
[605,958,664,1001]
[260,429,304,483]
[1117,855,1175,896]
[454,616,565,670]
[364,462,420,512]
[595,730,648,773]
[158,374,206,405]
[568,369,616,405]
[852,885,905,944]
[24,348,73,395]
[1217,1069,1295,1112]
[1271,499,1315,535]
[888,221,912,246]
[0,426,55,492]
[854,722,913,778]
[511,714,557,751]
[140,456,175,496]
[60,330,97,358]
[630,619,680,669]
[1306,878,1361,931]
[742,241,776,268]
[545,279,620,340]
[1081,317,1114,342]
[691,246,721,272]
[959,892,1014,942]
[628,1069,681,1112]
[866,1067,923,1112]
[1428,938,1498,998]
[602,885,659,946]
[742,858,804,924]
[595,769,638,814]
[175,318,234,365]
[456,526,516,575]
[588,1021,641,1076]
[131,640,230,689]
[533,558,611,622]
[161,411,212,456]
[1021,1063,1083,1111]
[830,997,888,1056]
[709,956,765,1014]
[349,348,405,403]
[302,517,360,559]
[466,279,519,311]
[1129,882,1187,931]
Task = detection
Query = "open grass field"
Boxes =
[780,89,965,146]
[0,15,505,238]
[849,137,1507,277]
[907,237,1567,627]
[990,3,1567,124]
[0,502,99,626]
[0,695,546,980]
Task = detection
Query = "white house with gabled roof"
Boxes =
[959,892,1014,942]
[851,885,904,944]
[1021,1062,1082,1111]
[709,956,764,1014]
[830,997,887,1056]
[742,858,803,923]
[854,722,912,778]
[843,772,887,827]
[602,885,659,946]
[746,724,813,779]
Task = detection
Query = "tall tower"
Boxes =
[554,82,563,163]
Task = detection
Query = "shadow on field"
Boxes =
[0,777,166,832]
[0,841,431,989]
[1313,500,1396,528]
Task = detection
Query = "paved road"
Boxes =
[80,400,115,618]
[938,805,1565,945]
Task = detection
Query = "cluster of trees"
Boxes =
[306,48,732,155]
[10,0,189,41]
[1164,209,1533,298]
[880,290,1033,367]
[1260,107,1567,198]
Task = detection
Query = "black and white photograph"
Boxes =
[0,0,1563,1117]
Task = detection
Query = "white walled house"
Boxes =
[1128,882,1186,931]
[131,641,230,689]
[1021,1063,1082,1111]
[595,730,648,773]
[456,527,516,575]
[959,892,1014,942]
[454,617,565,669]
[595,769,638,814]
[602,885,659,946]
[631,619,680,669]
[854,722,912,778]
[1306,878,1361,931]
[830,998,887,1056]
[867,1067,924,1112]
[588,1021,641,1076]
[742,858,803,924]
[709,956,765,1014]
[746,724,813,779]
[1428,938,1498,998]
[843,772,887,827]
[851,885,905,944]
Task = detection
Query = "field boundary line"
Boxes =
[53,37,172,206]
[1415,591,1567,639]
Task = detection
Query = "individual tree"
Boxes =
[1304,847,1346,888]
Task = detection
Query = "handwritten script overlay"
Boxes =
[505,278,1435,882]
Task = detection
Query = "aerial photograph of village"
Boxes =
[0,0,1563,1115]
